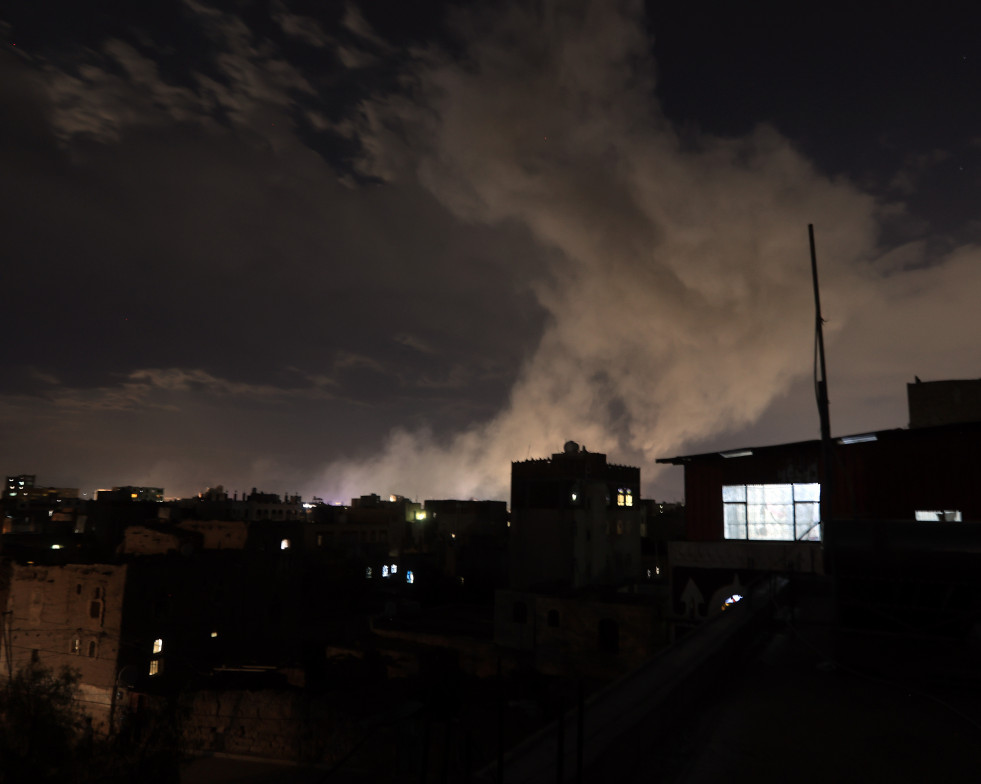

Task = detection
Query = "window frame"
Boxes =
[722,483,821,542]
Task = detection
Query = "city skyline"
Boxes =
[3,2,981,502]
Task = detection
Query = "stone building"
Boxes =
[0,561,127,731]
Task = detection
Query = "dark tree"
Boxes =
[0,662,87,784]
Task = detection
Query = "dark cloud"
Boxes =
[2,1,980,503]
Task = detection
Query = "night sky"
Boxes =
[3,2,981,503]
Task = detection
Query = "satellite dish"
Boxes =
[563,441,580,455]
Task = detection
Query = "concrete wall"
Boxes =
[122,526,183,555]
[178,519,248,550]
[181,689,351,764]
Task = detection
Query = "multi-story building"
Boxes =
[509,441,642,591]
[0,561,127,731]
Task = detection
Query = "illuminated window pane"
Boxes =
[280,539,290,550]
[724,504,747,539]
[382,565,389,578]
[390,564,397,574]
[793,483,820,502]
[795,503,821,540]
[915,510,963,521]
[71,638,80,655]
[149,659,161,676]
[723,483,821,542]
[746,485,765,505]
[763,484,792,505]
[406,570,414,584]
[152,638,163,654]
[722,485,747,502]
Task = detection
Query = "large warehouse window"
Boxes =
[723,483,821,542]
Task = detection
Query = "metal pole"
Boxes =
[556,695,566,784]
[576,680,584,784]
[497,659,504,784]
[809,224,834,528]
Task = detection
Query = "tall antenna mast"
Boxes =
[809,224,833,528]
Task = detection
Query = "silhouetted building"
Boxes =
[421,499,508,590]
[907,377,981,428]
[509,441,641,591]
[97,486,163,503]
[657,378,981,625]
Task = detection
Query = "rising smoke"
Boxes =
[320,1,898,501]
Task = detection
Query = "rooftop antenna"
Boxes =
[809,224,833,530]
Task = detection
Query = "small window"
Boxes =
[547,609,560,628]
[512,601,528,624]
[87,641,97,658]
[75,584,82,595]
[71,638,80,655]
[152,638,163,654]
[89,601,102,620]
[280,538,290,550]
[149,659,161,676]
[365,567,372,579]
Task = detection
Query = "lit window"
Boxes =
[149,660,161,676]
[210,631,218,638]
[366,567,372,579]
[390,564,397,574]
[152,638,163,654]
[280,538,290,550]
[406,570,414,584]
[382,565,389,578]
[415,511,426,521]
[71,638,80,655]
[915,510,963,521]
[722,484,821,541]
[617,489,633,507]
